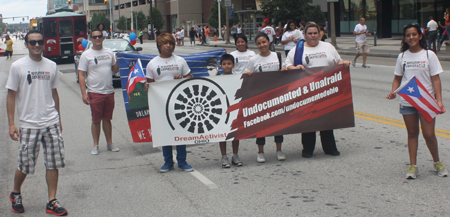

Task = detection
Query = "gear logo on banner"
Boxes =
[166,78,230,134]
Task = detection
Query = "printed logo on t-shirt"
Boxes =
[157,64,179,75]
[257,62,279,72]
[27,71,51,84]
[236,55,252,64]
[94,54,111,65]
[305,52,327,64]
[403,60,426,70]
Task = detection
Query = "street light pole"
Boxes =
[130,0,133,32]
[218,0,221,40]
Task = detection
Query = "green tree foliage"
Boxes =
[116,16,128,31]
[91,13,110,31]
[260,0,325,26]
[208,2,239,29]
[147,7,164,30]
[133,11,147,31]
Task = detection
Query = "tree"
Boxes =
[147,7,164,30]
[260,0,325,26]
[90,13,110,31]
[133,11,147,31]
[207,2,239,29]
[116,16,131,32]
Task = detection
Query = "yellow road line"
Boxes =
[354,111,450,139]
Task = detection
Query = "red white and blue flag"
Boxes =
[126,58,146,101]
[395,76,443,122]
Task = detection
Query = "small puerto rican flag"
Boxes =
[126,58,147,101]
[395,75,443,122]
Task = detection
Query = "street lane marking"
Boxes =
[355,111,450,139]
[190,170,219,189]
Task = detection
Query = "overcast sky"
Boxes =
[0,0,48,24]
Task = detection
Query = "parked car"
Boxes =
[74,39,143,88]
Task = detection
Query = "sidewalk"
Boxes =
[139,35,450,61]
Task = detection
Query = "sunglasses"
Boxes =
[91,35,103,39]
[403,23,420,28]
[28,40,44,46]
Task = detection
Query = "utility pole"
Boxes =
[225,0,231,44]
[328,0,338,48]
[218,0,221,40]
[149,0,155,40]
[130,0,133,32]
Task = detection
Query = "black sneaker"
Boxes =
[46,199,68,216]
[9,192,25,213]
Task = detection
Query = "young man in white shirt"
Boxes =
[78,29,120,155]
[352,17,371,68]
[427,16,438,53]
[6,30,68,216]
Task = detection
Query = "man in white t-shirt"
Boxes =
[78,29,120,155]
[352,17,371,68]
[180,27,185,46]
[260,23,276,52]
[6,30,68,215]
[427,16,438,53]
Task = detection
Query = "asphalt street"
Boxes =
[1,39,450,216]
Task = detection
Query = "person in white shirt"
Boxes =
[426,16,438,53]
[352,17,371,68]
[230,34,256,74]
[245,32,286,163]
[285,23,351,158]
[260,23,276,52]
[386,23,448,179]
[78,29,120,155]
[281,21,303,56]
[97,23,108,39]
[237,25,242,35]
[144,32,195,173]
[6,30,68,215]
[180,27,185,46]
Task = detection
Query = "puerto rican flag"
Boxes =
[126,58,147,101]
[395,76,443,122]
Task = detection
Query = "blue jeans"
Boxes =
[162,145,187,165]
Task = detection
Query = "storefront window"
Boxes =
[392,0,416,34]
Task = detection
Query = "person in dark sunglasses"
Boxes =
[5,29,69,215]
[78,29,120,155]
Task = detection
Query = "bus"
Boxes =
[37,12,87,61]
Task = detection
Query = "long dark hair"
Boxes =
[235,34,248,49]
[400,24,427,52]
[286,20,296,32]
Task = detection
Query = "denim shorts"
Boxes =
[399,105,419,115]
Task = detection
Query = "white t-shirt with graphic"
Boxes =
[285,41,342,68]
[260,26,276,42]
[145,54,191,82]
[354,24,368,43]
[230,50,256,74]
[282,30,303,51]
[78,48,116,94]
[394,49,443,107]
[6,56,60,129]
[246,52,281,73]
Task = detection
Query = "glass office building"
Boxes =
[335,0,450,38]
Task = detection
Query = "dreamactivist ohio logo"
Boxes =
[165,77,230,134]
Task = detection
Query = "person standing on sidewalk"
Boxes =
[7,30,68,216]
[78,29,120,155]
[386,23,448,179]
[352,17,371,68]
[427,16,438,53]
[144,33,194,172]
[437,9,449,52]
[139,29,143,44]
[180,27,185,46]
[189,27,197,46]
[205,25,210,44]
[5,35,13,59]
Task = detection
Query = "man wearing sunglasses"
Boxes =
[6,30,68,215]
[78,29,120,155]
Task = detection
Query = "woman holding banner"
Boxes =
[386,24,448,179]
[285,23,351,158]
[244,32,286,163]
[230,35,256,74]
[144,33,194,173]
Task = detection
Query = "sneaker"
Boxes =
[178,162,194,172]
[45,199,68,216]
[160,163,174,173]
[231,154,243,166]
[362,64,369,68]
[352,59,356,67]
[406,165,418,179]
[257,153,265,163]
[276,151,286,161]
[221,156,230,168]
[434,162,449,177]
[107,144,120,152]
[91,146,99,155]
[9,192,24,213]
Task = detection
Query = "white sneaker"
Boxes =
[107,144,120,152]
[257,153,265,163]
[276,151,286,161]
[221,155,230,168]
[91,146,99,155]
[406,165,418,179]
[434,162,449,177]
[352,59,356,67]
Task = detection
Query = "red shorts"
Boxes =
[88,92,115,122]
